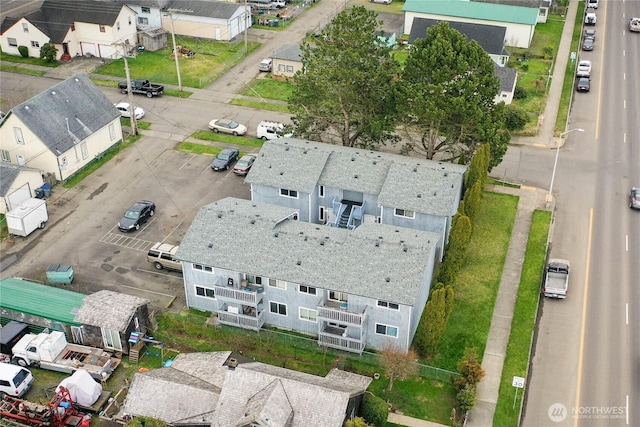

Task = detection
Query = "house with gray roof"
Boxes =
[175,197,442,354]
[409,18,510,67]
[245,138,466,257]
[0,164,44,214]
[272,44,303,78]
[0,73,123,181]
[158,0,249,41]
[494,64,518,105]
[122,351,371,426]
[402,0,539,48]
[0,0,137,60]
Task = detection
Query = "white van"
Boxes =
[256,121,293,140]
[0,363,34,398]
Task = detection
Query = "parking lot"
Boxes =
[2,132,251,311]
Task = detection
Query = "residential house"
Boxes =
[245,138,467,256]
[0,163,44,214]
[73,290,150,355]
[494,64,518,104]
[122,352,372,426]
[272,44,303,78]
[0,0,137,60]
[176,197,442,354]
[160,0,250,41]
[402,0,539,48]
[0,73,123,182]
[0,278,150,354]
[409,18,510,67]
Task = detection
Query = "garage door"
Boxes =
[80,42,97,57]
[98,44,117,59]
[7,183,31,211]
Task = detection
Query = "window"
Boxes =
[8,38,17,47]
[280,188,298,198]
[286,65,294,73]
[101,328,122,350]
[1,150,10,162]
[99,25,106,32]
[138,17,149,25]
[329,291,347,302]
[270,301,287,316]
[299,307,317,322]
[245,275,262,285]
[299,285,316,295]
[319,206,326,223]
[30,41,39,48]
[14,128,24,144]
[192,264,213,273]
[141,6,151,13]
[376,323,398,337]
[195,285,215,299]
[394,208,415,219]
[109,123,116,140]
[268,279,286,290]
[22,23,28,32]
[80,142,88,160]
[377,300,399,310]
[318,185,325,197]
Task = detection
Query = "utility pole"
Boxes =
[121,43,138,136]
[166,8,192,92]
[244,0,248,53]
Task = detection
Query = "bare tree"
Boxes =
[379,344,419,392]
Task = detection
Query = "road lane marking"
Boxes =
[626,234,629,251]
[574,208,594,427]
[626,303,629,325]
[626,395,629,424]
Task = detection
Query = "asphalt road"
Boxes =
[496,2,640,425]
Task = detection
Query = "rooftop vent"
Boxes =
[320,240,325,246]
[228,358,238,369]
[375,241,380,247]
[217,213,222,218]
[373,161,377,165]
[250,219,256,224]
[354,174,358,179]
[274,232,279,237]
[208,243,213,249]
[444,172,448,177]
[417,193,422,198]
[351,157,355,161]
[304,150,307,154]
[285,147,290,151]
[296,260,301,265]
[413,167,417,172]
[403,246,408,252]
[280,171,284,175]
[385,277,391,283]
[51,91,56,95]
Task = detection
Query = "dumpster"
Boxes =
[46,264,74,284]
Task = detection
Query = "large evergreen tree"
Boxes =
[289,6,399,148]
[396,22,509,169]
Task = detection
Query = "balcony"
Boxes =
[318,328,366,354]
[217,308,265,331]
[317,300,366,326]
[214,283,264,305]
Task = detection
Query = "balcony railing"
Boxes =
[214,284,264,305]
[217,309,265,331]
[317,301,366,326]
[318,331,365,354]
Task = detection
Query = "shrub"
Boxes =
[504,105,529,131]
[456,384,477,412]
[513,86,528,100]
[39,43,58,62]
[18,45,29,58]
[362,393,388,427]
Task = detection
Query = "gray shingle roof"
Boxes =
[74,290,149,332]
[124,352,371,427]
[161,0,244,18]
[494,64,518,91]
[175,198,442,306]
[409,18,508,56]
[6,73,120,156]
[272,44,302,62]
[0,164,39,197]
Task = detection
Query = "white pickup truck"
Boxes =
[543,259,570,299]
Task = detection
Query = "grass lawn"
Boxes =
[432,192,519,371]
[93,36,260,88]
[190,131,265,148]
[0,64,46,76]
[0,51,60,67]
[493,210,551,426]
[242,77,294,102]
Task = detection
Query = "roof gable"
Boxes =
[0,164,40,197]
[8,73,120,156]
[74,290,149,332]
[163,0,244,19]
[494,64,517,91]
[0,277,85,326]
[403,0,539,25]
[273,44,303,62]
[409,18,508,56]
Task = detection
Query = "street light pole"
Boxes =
[546,128,584,206]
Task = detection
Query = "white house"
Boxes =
[160,0,250,41]
[0,164,44,214]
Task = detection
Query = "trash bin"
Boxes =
[35,188,45,199]
[42,183,52,197]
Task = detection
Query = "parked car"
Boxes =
[233,154,257,176]
[118,200,155,232]
[576,60,592,77]
[576,77,591,92]
[208,119,247,136]
[582,37,594,51]
[147,242,182,271]
[259,58,273,72]
[370,0,392,3]
[584,29,596,40]
[630,187,640,209]
[115,102,144,119]
[585,11,597,25]
[256,121,293,140]
[211,148,240,171]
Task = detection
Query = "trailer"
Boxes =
[10,330,120,381]
[6,198,48,237]
[0,386,88,427]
